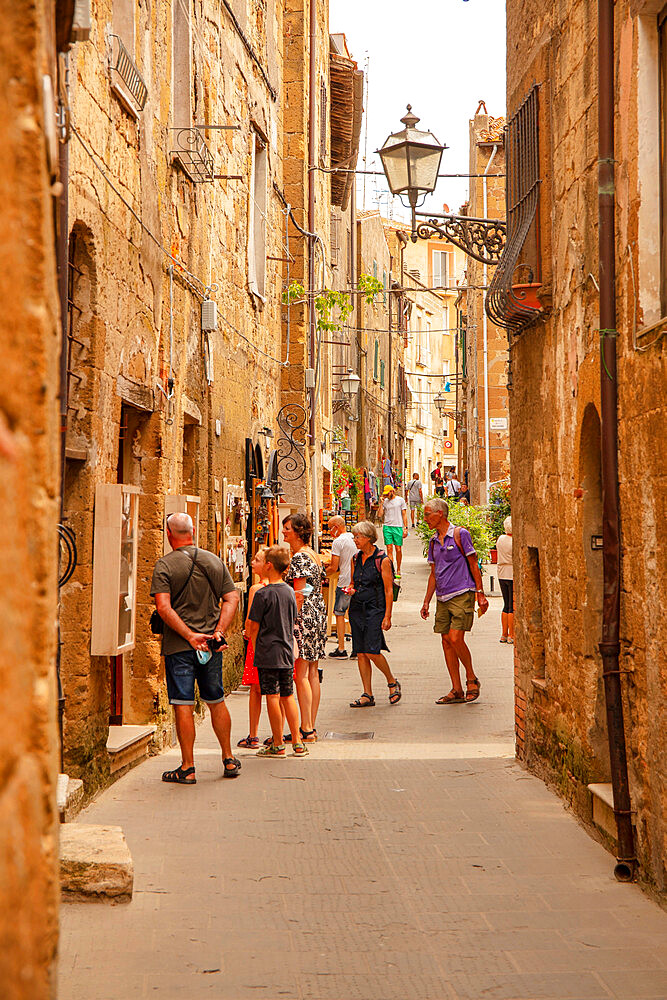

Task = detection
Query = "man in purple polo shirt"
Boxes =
[420,499,489,704]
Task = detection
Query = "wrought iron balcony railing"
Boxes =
[110,34,148,111]
[486,85,547,334]
[170,127,215,183]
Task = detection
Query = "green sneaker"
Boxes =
[256,743,286,757]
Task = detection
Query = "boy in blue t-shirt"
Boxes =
[245,545,308,758]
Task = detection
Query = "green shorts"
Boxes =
[434,591,475,634]
[383,525,404,547]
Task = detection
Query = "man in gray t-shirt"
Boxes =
[150,512,240,783]
[326,516,357,658]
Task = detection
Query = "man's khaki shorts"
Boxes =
[434,591,475,634]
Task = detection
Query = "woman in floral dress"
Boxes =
[283,512,327,741]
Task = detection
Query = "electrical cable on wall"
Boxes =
[71,123,287,368]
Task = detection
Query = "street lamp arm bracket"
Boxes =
[413,212,506,266]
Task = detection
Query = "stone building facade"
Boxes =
[0,2,72,995]
[460,111,509,503]
[504,0,667,891]
[392,228,465,486]
[58,0,347,797]
[353,211,405,492]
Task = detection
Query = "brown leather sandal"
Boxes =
[466,677,481,702]
[435,690,465,705]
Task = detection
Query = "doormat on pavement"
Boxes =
[322,731,375,740]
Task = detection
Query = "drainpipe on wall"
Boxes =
[308,0,318,550]
[481,143,499,504]
[597,0,636,882]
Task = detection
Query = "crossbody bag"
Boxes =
[150,546,217,635]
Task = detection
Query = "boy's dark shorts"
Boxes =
[257,667,294,697]
[165,650,225,705]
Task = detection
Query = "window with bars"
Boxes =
[320,79,327,163]
[330,211,340,268]
[486,84,545,334]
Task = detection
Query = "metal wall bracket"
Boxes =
[413,211,506,266]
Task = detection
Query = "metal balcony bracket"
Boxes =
[414,211,506,266]
[276,404,307,484]
[110,35,147,111]
[170,127,215,183]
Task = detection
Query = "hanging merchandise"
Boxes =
[221,478,248,592]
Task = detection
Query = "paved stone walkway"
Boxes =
[59,534,667,999]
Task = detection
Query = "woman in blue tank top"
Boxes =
[347,521,402,709]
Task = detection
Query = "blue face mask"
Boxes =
[196,649,212,665]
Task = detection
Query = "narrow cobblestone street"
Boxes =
[59,535,667,1000]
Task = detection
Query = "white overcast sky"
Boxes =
[329,0,507,218]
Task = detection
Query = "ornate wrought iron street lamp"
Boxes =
[433,391,448,416]
[378,106,506,266]
[340,371,361,397]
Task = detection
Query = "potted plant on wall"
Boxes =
[508,264,543,319]
[487,481,511,563]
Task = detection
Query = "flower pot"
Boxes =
[508,282,543,317]
[490,548,498,565]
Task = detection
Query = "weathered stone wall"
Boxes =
[507,0,667,891]
[281,0,332,513]
[60,0,321,797]
[0,1,61,995]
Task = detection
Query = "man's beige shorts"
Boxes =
[434,591,475,634]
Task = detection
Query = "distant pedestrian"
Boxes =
[378,484,408,577]
[326,516,357,658]
[347,521,401,708]
[237,548,270,749]
[419,499,488,704]
[283,512,327,741]
[496,517,514,644]
[407,472,424,527]
[446,474,461,498]
[245,546,308,758]
[151,512,241,783]
[459,480,470,504]
[430,461,445,497]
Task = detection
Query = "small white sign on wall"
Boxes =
[490,417,508,430]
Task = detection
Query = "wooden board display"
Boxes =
[91,483,140,656]
[222,478,249,592]
[163,494,200,554]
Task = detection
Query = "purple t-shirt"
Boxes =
[428,526,476,601]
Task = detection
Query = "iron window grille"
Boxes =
[110,34,148,111]
[170,127,215,183]
[486,84,546,334]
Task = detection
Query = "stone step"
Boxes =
[60,824,133,903]
[57,774,85,822]
[106,724,156,776]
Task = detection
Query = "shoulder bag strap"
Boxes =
[171,547,198,606]
[453,527,477,586]
[195,559,221,601]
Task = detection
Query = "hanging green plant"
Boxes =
[414,501,493,564]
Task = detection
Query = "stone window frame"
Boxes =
[636,3,667,327]
[248,130,268,303]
